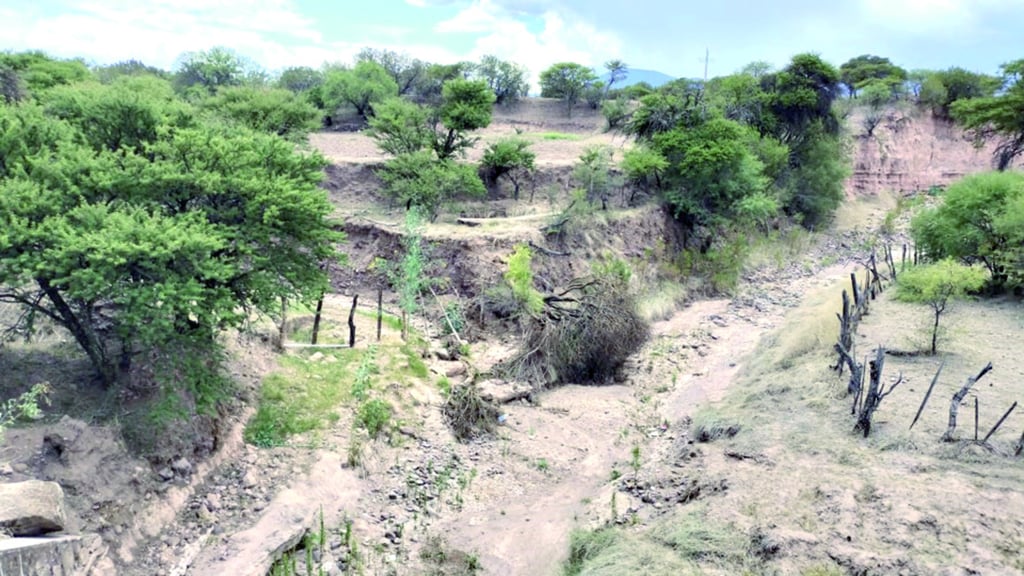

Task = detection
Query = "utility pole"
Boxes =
[703,47,709,82]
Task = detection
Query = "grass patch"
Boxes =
[690,406,742,442]
[637,281,688,323]
[563,528,690,575]
[537,131,581,141]
[356,308,403,331]
[244,350,359,447]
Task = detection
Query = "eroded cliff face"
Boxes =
[845,109,1020,196]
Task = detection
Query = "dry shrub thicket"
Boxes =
[499,274,649,387]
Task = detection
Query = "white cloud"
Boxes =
[859,0,1024,35]
[435,1,623,88]
[0,0,332,71]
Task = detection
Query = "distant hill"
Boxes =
[602,68,675,89]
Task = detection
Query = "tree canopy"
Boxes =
[951,60,1024,170]
[539,62,598,117]
[0,80,341,389]
[839,55,907,98]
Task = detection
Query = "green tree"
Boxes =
[763,53,841,142]
[539,62,598,118]
[951,59,1024,170]
[921,67,1000,118]
[366,97,433,156]
[895,259,988,354]
[839,54,907,98]
[480,138,536,200]
[276,66,324,94]
[356,47,425,97]
[432,78,495,160]
[573,145,619,209]
[321,61,398,123]
[172,46,249,95]
[911,171,1024,289]
[626,92,703,141]
[378,151,485,219]
[504,244,543,316]
[652,118,767,227]
[600,97,630,131]
[859,80,896,136]
[93,60,169,84]
[604,60,628,93]
[0,51,90,96]
[475,55,529,105]
[0,94,341,388]
[200,85,320,141]
[619,146,667,203]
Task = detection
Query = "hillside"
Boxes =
[1,98,1021,576]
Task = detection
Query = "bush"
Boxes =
[501,274,649,386]
[911,170,1024,290]
[601,97,631,131]
[504,244,544,316]
[378,151,486,219]
[479,138,535,199]
[357,398,392,439]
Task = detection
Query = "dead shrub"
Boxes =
[500,275,649,386]
[442,383,499,441]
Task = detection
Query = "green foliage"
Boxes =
[896,259,989,354]
[765,53,841,139]
[504,244,544,316]
[378,151,486,218]
[736,191,780,232]
[951,59,1024,170]
[0,51,90,96]
[322,61,398,122]
[839,54,907,98]
[539,62,599,117]
[93,60,168,84]
[199,85,320,141]
[911,170,1024,289]
[275,66,324,94]
[653,118,768,227]
[583,80,606,110]
[172,46,250,96]
[0,383,51,441]
[244,351,357,447]
[626,92,703,141]
[605,60,629,91]
[781,125,850,228]
[367,97,433,156]
[480,137,535,199]
[356,47,425,97]
[434,78,495,159]
[919,67,1000,118]
[573,145,619,208]
[357,398,393,439]
[0,88,340,390]
[475,54,529,105]
[619,146,667,201]
[395,208,427,332]
[600,97,630,131]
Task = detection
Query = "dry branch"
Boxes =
[982,401,1017,443]
[942,362,994,442]
[910,361,944,430]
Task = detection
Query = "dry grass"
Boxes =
[567,270,1024,575]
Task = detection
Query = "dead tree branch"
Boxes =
[942,362,994,442]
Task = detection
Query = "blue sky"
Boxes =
[2,0,1023,87]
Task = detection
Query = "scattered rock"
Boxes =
[205,493,222,512]
[157,467,175,482]
[171,458,193,477]
[0,480,67,536]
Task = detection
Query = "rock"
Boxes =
[171,458,193,476]
[157,467,175,482]
[11,463,28,474]
[309,352,324,362]
[0,480,67,536]
[242,469,259,489]
[205,493,222,511]
[444,363,467,378]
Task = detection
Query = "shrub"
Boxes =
[501,274,649,386]
[479,138,535,200]
[357,398,392,439]
[378,151,486,219]
[504,244,544,316]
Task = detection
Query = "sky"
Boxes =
[2,0,1023,87]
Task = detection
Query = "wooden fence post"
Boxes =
[310,295,324,345]
[348,294,359,348]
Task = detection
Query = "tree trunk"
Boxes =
[348,294,358,348]
[310,295,324,345]
[931,307,941,355]
[37,279,114,386]
[942,362,994,442]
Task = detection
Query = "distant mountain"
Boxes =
[601,68,675,89]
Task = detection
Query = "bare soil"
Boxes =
[1,99,1021,576]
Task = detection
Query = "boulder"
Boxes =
[0,480,67,536]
